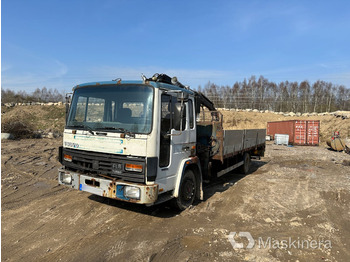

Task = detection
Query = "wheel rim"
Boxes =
[181,179,195,201]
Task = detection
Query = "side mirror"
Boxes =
[65,93,72,122]
[173,103,186,131]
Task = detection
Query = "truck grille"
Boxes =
[62,148,146,183]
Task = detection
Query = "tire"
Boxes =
[172,169,197,210]
[238,152,251,174]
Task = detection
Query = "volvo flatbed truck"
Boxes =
[58,74,265,210]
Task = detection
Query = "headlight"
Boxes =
[124,186,140,199]
[60,172,72,184]
[125,163,143,172]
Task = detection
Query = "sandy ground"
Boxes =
[1,138,350,261]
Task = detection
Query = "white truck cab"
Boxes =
[58,74,265,210]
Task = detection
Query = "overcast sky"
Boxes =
[2,0,350,92]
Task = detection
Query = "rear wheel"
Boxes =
[239,152,251,174]
[172,169,197,210]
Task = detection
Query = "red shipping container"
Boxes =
[267,120,320,145]
[306,120,320,145]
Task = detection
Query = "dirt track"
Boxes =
[1,138,350,261]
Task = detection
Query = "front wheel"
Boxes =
[172,169,197,210]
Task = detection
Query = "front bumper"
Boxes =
[58,167,158,204]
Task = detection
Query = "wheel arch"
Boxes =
[173,157,203,201]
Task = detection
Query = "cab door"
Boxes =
[157,94,196,192]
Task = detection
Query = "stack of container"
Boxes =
[267,120,320,146]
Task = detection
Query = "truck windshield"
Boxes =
[66,84,153,134]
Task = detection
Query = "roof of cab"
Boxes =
[73,80,194,94]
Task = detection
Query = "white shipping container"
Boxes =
[275,134,289,146]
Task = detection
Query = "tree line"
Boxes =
[2,76,349,112]
[1,87,65,103]
[198,76,350,113]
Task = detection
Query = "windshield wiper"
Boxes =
[96,127,126,132]
[67,124,95,135]
[95,127,135,137]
